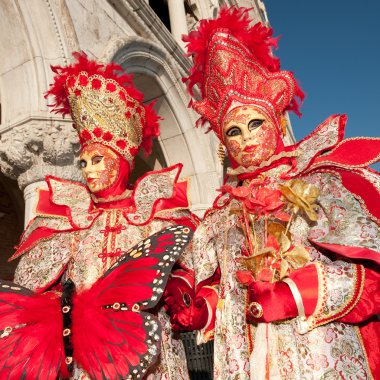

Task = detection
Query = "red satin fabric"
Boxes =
[340,268,380,323]
[95,196,134,210]
[290,264,319,316]
[313,137,380,168]
[311,241,380,266]
[36,189,69,217]
[247,281,297,323]
[155,181,189,211]
[247,264,319,323]
[337,169,380,224]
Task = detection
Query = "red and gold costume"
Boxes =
[165,7,380,379]
[11,53,197,379]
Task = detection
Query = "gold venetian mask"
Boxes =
[80,143,119,193]
[222,106,279,168]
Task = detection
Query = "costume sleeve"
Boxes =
[339,266,380,323]
[244,261,378,327]
[292,261,366,331]
[13,218,72,292]
[248,172,380,329]
[294,173,380,331]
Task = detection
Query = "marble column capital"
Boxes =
[0,118,83,190]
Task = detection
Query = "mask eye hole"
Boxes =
[248,119,264,130]
[79,160,87,168]
[226,126,241,137]
[92,155,103,165]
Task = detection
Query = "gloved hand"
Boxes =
[168,296,208,331]
[246,280,297,323]
[163,273,208,331]
[237,264,318,324]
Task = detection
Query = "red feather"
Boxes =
[0,285,66,380]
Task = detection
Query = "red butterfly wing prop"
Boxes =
[0,225,192,380]
[0,280,67,380]
[72,225,193,380]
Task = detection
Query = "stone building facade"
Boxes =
[0,0,283,278]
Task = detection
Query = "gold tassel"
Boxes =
[217,143,225,164]
[280,114,287,136]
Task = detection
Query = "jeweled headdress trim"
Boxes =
[183,7,304,141]
[46,52,160,164]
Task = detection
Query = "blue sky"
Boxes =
[265,1,379,170]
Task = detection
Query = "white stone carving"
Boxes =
[0,119,82,189]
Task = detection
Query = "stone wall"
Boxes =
[0,0,268,277]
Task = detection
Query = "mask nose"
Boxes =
[242,129,253,142]
[81,163,93,178]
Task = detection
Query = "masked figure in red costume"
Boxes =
[164,7,380,379]
[11,53,197,379]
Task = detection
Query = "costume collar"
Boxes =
[228,115,345,181]
[213,115,380,225]
[39,164,188,228]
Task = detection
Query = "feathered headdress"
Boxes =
[46,52,160,164]
[183,7,304,140]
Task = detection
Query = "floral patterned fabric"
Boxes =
[192,170,378,379]
[14,169,195,380]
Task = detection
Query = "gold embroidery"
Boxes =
[307,264,365,330]
[68,72,143,163]
[354,326,375,380]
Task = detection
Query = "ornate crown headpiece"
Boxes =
[183,7,304,140]
[46,52,160,164]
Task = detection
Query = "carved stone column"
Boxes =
[0,118,82,225]
[167,0,188,49]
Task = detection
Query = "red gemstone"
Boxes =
[81,130,92,141]
[91,78,102,90]
[129,146,138,156]
[102,131,113,141]
[93,127,103,138]
[106,82,116,92]
[79,74,88,86]
[116,140,126,150]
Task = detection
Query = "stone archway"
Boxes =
[104,37,223,214]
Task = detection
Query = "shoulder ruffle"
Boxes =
[123,164,191,225]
